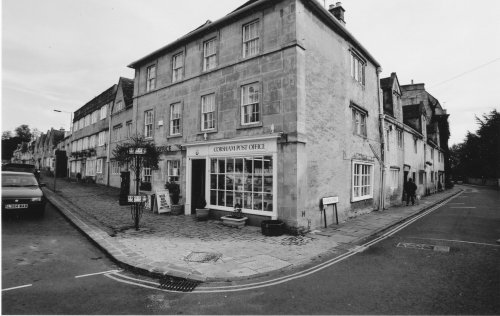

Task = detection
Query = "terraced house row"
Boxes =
[26,0,450,230]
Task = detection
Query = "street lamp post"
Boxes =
[53,109,74,190]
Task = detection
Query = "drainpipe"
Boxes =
[376,67,386,211]
[106,103,113,186]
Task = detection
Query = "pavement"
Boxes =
[41,175,462,283]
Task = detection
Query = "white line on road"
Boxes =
[75,269,122,278]
[2,284,32,292]
[408,237,500,247]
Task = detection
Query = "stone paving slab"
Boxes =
[41,175,462,282]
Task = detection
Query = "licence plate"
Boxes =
[5,204,28,209]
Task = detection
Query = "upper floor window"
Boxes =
[144,110,154,138]
[91,110,98,124]
[114,101,124,113]
[100,104,108,120]
[126,121,133,139]
[243,20,260,58]
[89,134,96,148]
[172,53,184,82]
[203,39,217,71]
[98,131,106,146]
[84,115,90,127]
[201,94,216,131]
[241,83,260,125]
[352,107,367,137]
[170,103,181,135]
[82,137,89,150]
[397,130,403,148]
[350,51,365,85]
[113,125,121,142]
[143,167,152,183]
[73,122,78,132]
[96,159,103,174]
[78,118,84,130]
[414,138,418,153]
[146,65,156,92]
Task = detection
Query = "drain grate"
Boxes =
[397,242,450,252]
[185,251,222,263]
[158,276,202,292]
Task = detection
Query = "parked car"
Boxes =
[2,171,46,217]
[2,163,40,182]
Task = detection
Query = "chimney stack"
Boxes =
[329,2,346,26]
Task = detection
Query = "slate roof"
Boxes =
[120,77,134,108]
[128,0,380,68]
[403,103,424,119]
[74,85,117,121]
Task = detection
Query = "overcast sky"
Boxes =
[2,0,499,146]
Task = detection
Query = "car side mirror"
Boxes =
[39,183,47,187]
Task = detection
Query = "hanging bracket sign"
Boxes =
[128,148,147,155]
[127,195,148,203]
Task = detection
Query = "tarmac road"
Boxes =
[2,185,499,314]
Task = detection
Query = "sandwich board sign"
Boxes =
[155,189,171,214]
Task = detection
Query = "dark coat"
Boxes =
[404,181,417,195]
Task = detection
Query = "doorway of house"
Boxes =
[191,159,206,212]
[403,170,409,202]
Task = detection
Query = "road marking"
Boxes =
[75,269,122,278]
[449,203,464,204]
[3,284,32,292]
[408,237,500,248]
[450,207,476,209]
[104,191,464,294]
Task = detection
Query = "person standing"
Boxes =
[404,178,417,206]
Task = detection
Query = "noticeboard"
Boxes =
[155,189,171,214]
[322,196,339,205]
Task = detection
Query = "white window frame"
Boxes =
[352,107,367,137]
[350,51,365,85]
[113,125,121,142]
[201,94,216,131]
[98,131,106,146]
[96,158,103,174]
[111,161,120,175]
[100,104,108,120]
[351,160,374,202]
[115,101,123,113]
[144,110,154,138]
[84,114,90,127]
[241,83,260,125]
[143,167,152,183]
[91,110,98,124]
[89,134,96,148]
[172,53,184,82]
[82,137,89,150]
[146,65,156,92]
[243,20,260,58]
[126,121,133,139]
[167,160,180,182]
[389,168,399,190]
[203,38,217,71]
[170,103,181,136]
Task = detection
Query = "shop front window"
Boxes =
[209,156,273,213]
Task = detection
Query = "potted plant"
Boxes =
[165,179,183,215]
[220,203,248,228]
[195,198,209,221]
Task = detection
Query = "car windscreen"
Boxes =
[2,174,39,187]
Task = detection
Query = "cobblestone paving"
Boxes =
[42,175,462,280]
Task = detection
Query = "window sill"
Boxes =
[236,122,263,130]
[351,197,373,203]
[196,129,218,135]
[167,134,182,139]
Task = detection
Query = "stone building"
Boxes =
[33,128,65,172]
[126,0,384,229]
[70,85,117,183]
[401,83,448,194]
[108,77,135,188]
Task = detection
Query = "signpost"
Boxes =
[129,147,147,230]
[321,196,339,228]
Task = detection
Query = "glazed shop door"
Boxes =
[191,159,206,212]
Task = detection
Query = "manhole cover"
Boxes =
[397,242,450,252]
[185,252,222,263]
